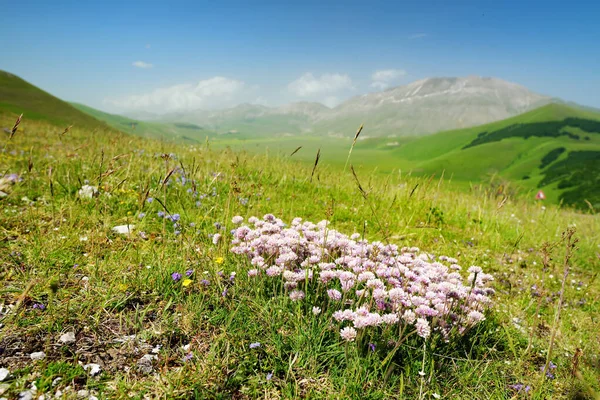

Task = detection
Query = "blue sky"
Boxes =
[1,0,599,113]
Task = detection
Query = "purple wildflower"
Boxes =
[33,303,45,310]
[146,197,154,203]
[249,342,261,349]
[171,272,182,282]
[186,269,194,277]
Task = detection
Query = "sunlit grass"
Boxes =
[0,113,598,399]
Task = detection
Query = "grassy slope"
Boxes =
[70,102,214,143]
[1,113,599,399]
[391,104,600,208]
[0,71,108,131]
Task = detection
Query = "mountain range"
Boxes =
[152,76,555,137]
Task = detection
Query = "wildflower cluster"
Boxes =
[231,215,494,342]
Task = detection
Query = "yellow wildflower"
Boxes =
[182,279,192,287]
[215,257,224,264]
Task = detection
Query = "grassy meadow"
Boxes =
[1,110,599,399]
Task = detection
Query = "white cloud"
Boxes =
[370,81,390,90]
[288,73,353,97]
[409,33,427,39]
[370,69,407,90]
[132,61,153,69]
[105,77,250,113]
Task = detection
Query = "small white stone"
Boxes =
[18,391,33,400]
[76,390,89,398]
[59,332,76,344]
[83,364,101,376]
[30,351,46,361]
[0,368,9,382]
[137,354,157,374]
[51,377,62,387]
[112,225,135,235]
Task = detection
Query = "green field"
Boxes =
[207,103,600,211]
[1,74,600,399]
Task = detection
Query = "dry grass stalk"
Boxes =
[290,146,302,157]
[344,124,363,172]
[9,113,23,139]
[60,124,73,137]
[310,148,320,182]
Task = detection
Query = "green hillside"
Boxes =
[391,104,600,210]
[0,70,108,130]
[70,102,214,143]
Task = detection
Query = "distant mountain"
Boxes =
[316,76,552,136]
[0,70,108,130]
[163,102,331,136]
[160,76,553,137]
